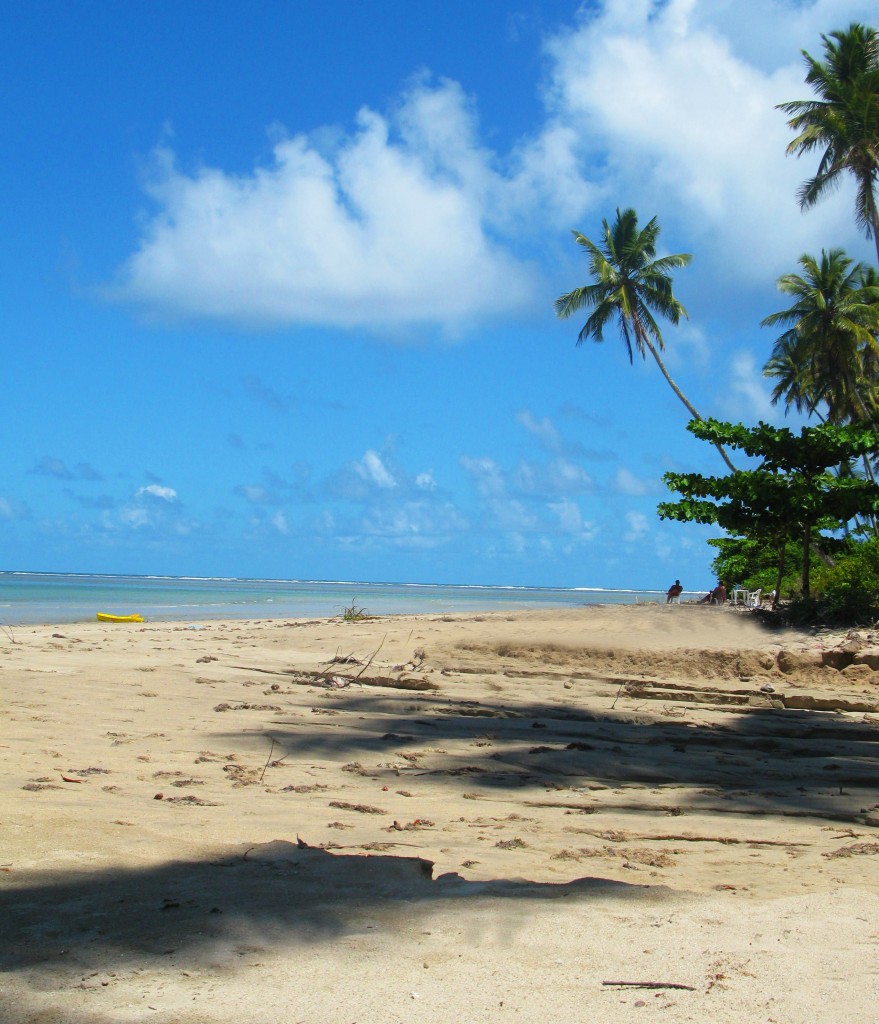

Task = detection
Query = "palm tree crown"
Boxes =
[761,248,879,424]
[779,22,879,260]
[555,208,736,472]
[554,207,691,363]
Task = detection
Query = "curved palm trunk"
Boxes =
[641,337,738,473]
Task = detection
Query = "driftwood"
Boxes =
[601,981,697,991]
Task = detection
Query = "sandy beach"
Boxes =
[3,602,879,1023]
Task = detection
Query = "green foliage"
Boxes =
[554,208,691,364]
[810,539,879,622]
[340,598,372,622]
[708,537,803,595]
[659,419,879,600]
[555,210,735,472]
[779,22,879,261]
[761,248,879,425]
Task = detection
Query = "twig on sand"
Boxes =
[601,981,696,991]
[610,677,628,710]
[258,738,275,783]
[355,634,388,679]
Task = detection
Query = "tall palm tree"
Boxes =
[555,207,736,472]
[763,333,826,421]
[779,23,879,262]
[761,248,879,425]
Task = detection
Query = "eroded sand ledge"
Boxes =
[3,604,879,1023]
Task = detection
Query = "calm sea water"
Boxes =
[0,572,676,626]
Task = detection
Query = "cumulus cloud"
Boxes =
[460,455,506,498]
[103,482,184,532]
[234,483,274,505]
[726,351,778,422]
[118,506,149,528]
[547,498,596,538]
[614,467,652,496]
[109,0,873,343]
[624,510,650,541]
[538,0,868,280]
[359,500,468,549]
[516,409,563,451]
[356,450,397,489]
[136,484,178,502]
[114,79,536,332]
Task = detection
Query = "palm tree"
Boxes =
[763,333,826,421]
[555,207,736,472]
[761,248,879,425]
[779,23,879,262]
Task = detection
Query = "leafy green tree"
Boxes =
[658,419,879,603]
[810,538,879,621]
[707,536,804,597]
[779,22,879,261]
[554,208,736,472]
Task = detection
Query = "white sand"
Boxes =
[3,604,879,1022]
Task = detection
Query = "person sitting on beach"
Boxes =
[666,579,683,603]
[711,582,727,604]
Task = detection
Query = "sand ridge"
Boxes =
[2,604,879,1022]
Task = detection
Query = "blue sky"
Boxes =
[2,0,877,590]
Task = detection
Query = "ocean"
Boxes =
[0,572,675,626]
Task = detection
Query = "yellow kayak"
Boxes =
[96,612,144,623]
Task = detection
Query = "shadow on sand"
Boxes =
[1,839,667,978]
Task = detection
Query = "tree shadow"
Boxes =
[1,840,662,978]
[215,684,879,824]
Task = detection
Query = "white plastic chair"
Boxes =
[747,589,762,608]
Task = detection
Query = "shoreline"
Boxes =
[0,569,709,626]
[4,604,878,1021]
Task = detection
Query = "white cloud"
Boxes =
[235,484,273,505]
[615,467,652,496]
[109,0,874,343]
[538,0,870,280]
[360,500,468,549]
[119,506,151,528]
[546,458,592,492]
[136,484,178,502]
[624,510,650,541]
[114,80,536,332]
[726,351,777,423]
[548,498,596,539]
[516,409,562,450]
[513,457,592,495]
[272,511,289,535]
[461,455,506,498]
[357,450,397,489]
[415,471,437,491]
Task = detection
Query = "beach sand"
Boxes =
[3,603,879,1022]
